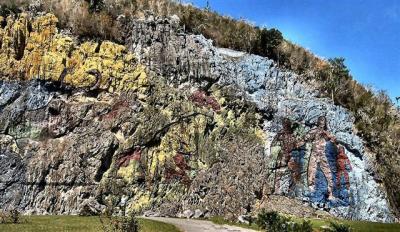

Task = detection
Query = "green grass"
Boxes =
[1,215,398,232]
[139,218,181,232]
[0,215,180,232]
[302,218,400,232]
[210,216,261,231]
[210,216,400,232]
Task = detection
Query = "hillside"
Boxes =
[0,0,399,224]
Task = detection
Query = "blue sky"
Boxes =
[184,0,400,103]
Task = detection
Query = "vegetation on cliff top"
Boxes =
[0,0,399,216]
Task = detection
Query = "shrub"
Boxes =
[0,1,23,17]
[256,210,280,230]
[0,209,22,224]
[0,211,8,224]
[99,202,139,232]
[321,221,352,232]
[289,220,313,232]
[256,210,313,232]
[44,0,121,41]
[9,209,20,224]
[99,212,139,232]
[85,0,104,12]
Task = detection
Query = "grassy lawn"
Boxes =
[0,215,180,232]
[211,216,400,232]
[139,218,180,232]
[305,218,400,232]
[0,215,398,232]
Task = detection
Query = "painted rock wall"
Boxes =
[0,12,396,222]
[0,13,147,92]
[0,13,265,217]
[125,13,395,222]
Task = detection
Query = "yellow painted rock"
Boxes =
[0,13,147,92]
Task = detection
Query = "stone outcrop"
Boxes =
[0,13,147,92]
[0,12,396,223]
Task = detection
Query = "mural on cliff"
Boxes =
[0,12,396,223]
[270,116,353,208]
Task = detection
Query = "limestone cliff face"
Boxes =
[0,13,147,92]
[0,12,396,222]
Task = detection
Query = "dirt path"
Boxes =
[142,217,259,232]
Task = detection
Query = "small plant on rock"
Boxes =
[289,220,313,232]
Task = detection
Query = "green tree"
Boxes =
[319,57,351,104]
[253,28,283,61]
[205,0,211,11]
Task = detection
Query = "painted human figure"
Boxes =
[271,118,301,193]
[305,116,337,200]
[336,145,352,190]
